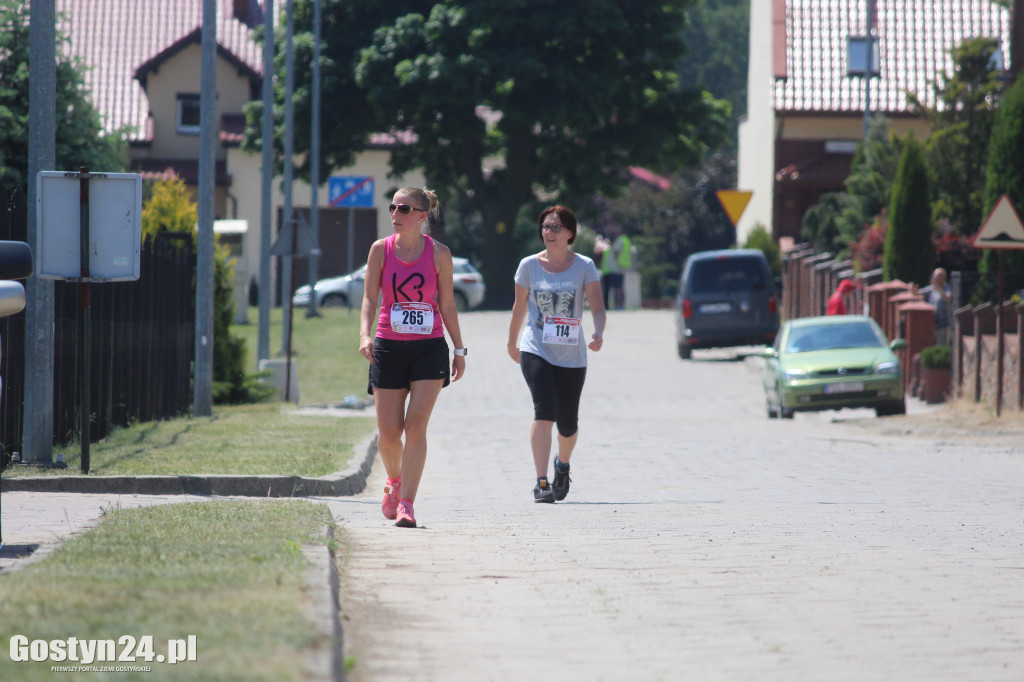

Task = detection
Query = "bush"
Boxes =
[920,344,952,369]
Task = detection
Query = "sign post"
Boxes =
[37,169,142,472]
[970,194,1024,416]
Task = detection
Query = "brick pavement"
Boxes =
[2,309,1022,681]
[328,309,1024,682]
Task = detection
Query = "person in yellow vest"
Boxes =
[600,228,632,310]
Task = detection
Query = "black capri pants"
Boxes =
[519,351,587,437]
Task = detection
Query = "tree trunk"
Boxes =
[479,213,522,309]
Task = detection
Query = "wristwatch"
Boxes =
[453,347,468,356]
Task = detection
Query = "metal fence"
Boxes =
[1,186,195,462]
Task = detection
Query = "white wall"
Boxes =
[736,0,776,247]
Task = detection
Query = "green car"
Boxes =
[758,315,907,419]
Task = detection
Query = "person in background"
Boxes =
[508,205,606,503]
[826,279,856,315]
[359,187,466,528]
[920,267,952,346]
[600,227,631,310]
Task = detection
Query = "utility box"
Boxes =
[36,171,142,281]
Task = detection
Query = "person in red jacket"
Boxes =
[827,279,856,315]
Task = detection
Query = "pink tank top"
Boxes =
[376,234,445,340]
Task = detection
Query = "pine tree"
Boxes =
[980,75,1024,276]
[883,133,934,285]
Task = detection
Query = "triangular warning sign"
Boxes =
[716,190,753,226]
[972,195,1024,250]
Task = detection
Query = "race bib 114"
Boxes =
[542,316,580,345]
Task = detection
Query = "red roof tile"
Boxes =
[56,0,263,143]
[773,0,1010,114]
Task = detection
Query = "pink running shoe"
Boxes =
[382,477,401,520]
[395,500,416,528]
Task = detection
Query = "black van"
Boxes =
[674,249,779,359]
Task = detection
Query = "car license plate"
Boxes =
[699,302,732,314]
[824,381,864,394]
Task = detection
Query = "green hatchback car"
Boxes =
[758,315,907,419]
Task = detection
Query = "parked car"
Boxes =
[674,249,779,359]
[757,315,907,419]
[292,257,486,311]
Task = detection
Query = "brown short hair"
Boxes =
[538,205,578,245]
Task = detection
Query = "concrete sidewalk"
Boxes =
[327,309,1024,682]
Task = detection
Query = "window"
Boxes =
[177,94,201,134]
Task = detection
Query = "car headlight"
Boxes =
[781,368,809,381]
[874,361,899,375]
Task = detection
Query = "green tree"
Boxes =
[581,151,737,300]
[141,177,197,239]
[246,0,728,305]
[908,36,1005,236]
[883,133,933,285]
[799,118,901,257]
[677,0,749,151]
[0,1,127,189]
[743,223,781,277]
[980,75,1024,277]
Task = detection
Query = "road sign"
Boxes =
[36,171,142,280]
[270,211,318,257]
[328,176,374,208]
[972,195,1024,250]
[716,190,753,226]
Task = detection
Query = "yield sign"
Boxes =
[715,190,753,226]
[972,195,1024,250]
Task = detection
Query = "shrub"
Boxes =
[884,132,934,285]
[920,344,952,369]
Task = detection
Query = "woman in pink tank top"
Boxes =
[359,187,467,528]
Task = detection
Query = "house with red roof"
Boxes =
[737,0,1013,250]
[55,0,424,314]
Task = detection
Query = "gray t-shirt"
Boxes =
[514,253,600,367]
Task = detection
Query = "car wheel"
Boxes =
[766,397,778,419]
[677,340,692,359]
[454,290,469,312]
[321,293,347,308]
[778,391,795,419]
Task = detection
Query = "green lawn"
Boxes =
[0,500,337,681]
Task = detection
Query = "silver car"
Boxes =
[292,257,485,311]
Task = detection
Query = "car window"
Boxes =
[785,321,884,353]
[690,257,766,294]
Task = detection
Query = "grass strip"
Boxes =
[233,305,370,406]
[0,499,335,681]
[3,402,374,477]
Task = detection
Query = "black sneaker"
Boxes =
[552,457,571,501]
[533,479,555,503]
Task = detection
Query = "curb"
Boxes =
[0,433,378,498]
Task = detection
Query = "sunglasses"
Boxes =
[541,223,565,233]
[389,203,427,215]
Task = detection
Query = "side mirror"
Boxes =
[890,338,908,351]
[0,241,33,281]
[756,347,777,359]
[0,241,32,318]
[0,280,25,317]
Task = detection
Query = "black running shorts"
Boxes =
[367,336,450,395]
[519,351,586,437]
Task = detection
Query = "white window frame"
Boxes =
[176,94,201,135]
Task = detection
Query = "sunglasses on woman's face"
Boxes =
[389,203,426,215]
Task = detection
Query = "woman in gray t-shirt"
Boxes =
[507,205,606,503]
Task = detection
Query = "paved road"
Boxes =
[327,309,1024,682]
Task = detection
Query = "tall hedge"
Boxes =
[883,133,934,285]
[980,75,1024,276]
